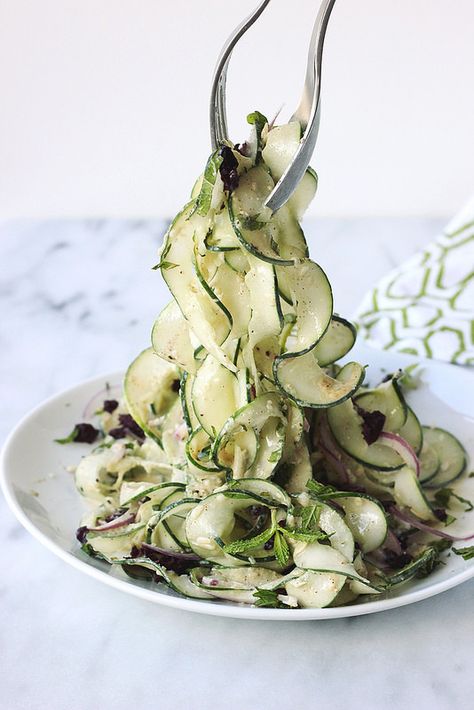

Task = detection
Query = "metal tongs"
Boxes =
[209,0,336,212]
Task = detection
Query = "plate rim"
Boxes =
[2,367,474,621]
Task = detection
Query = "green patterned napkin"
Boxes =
[355,199,474,366]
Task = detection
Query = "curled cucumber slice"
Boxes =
[421,427,467,489]
[275,358,365,409]
[124,347,180,444]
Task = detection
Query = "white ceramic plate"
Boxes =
[2,343,474,620]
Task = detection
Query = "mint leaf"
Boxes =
[399,363,423,391]
[253,588,283,608]
[453,546,474,560]
[240,215,267,231]
[55,427,79,444]
[385,539,452,585]
[247,110,268,157]
[279,527,328,544]
[273,530,290,567]
[268,449,282,464]
[300,504,321,531]
[152,241,172,270]
[434,488,473,512]
[306,479,338,499]
[152,261,177,271]
[197,150,222,216]
[222,522,275,555]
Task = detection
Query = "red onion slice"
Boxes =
[379,431,420,477]
[391,506,474,541]
[318,416,351,484]
[88,512,135,532]
[383,528,403,555]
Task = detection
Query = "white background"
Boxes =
[0,0,473,220]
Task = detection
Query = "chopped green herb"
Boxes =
[222,525,274,554]
[240,215,267,231]
[55,423,100,445]
[444,514,457,527]
[268,449,281,463]
[306,479,338,499]
[273,530,290,567]
[385,539,452,585]
[399,363,423,391]
[300,504,321,531]
[197,150,222,216]
[247,110,268,158]
[154,261,178,271]
[253,588,283,608]
[453,546,474,560]
[55,428,79,445]
[434,488,473,512]
[152,241,172,270]
[279,527,328,544]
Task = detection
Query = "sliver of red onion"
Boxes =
[379,431,420,478]
[318,416,351,484]
[88,512,135,532]
[390,506,474,541]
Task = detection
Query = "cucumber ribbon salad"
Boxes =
[64,114,473,608]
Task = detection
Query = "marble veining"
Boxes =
[2,216,473,710]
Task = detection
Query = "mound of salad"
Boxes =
[58,112,474,608]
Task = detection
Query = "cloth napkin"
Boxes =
[355,198,474,366]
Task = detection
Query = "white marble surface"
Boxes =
[1,216,473,710]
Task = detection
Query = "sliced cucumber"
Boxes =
[393,466,435,520]
[86,523,146,562]
[422,427,467,488]
[327,386,407,472]
[160,397,188,467]
[354,374,408,432]
[205,208,240,251]
[245,255,283,348]
[262,121,318,219]
[311,316,357,367]
[185,427,224,474]
[318,503,355,561]
[119,557,213,600]
[224,249,249,273]
[194,241,251,341]
[281,441,313,494]
[160,202,235,371]
[191,354,238,436]
[191,566,282,604]
[418,442,440,484]
[282,259,333,354]
[230,478,291,507]
[292,541,381,590]
[185,489,280,565]
[124,347,180,443]
[214,392,287,479]
[151,300,197,374]
[398,407,423,455]
[166,571,214,600]
[228,165,307,265]
[275,357,365,409]
[120,481,185,507]
[329,493,388,553]
[180,371,200,432]
[285,570,345,608]
[147,497,199,550]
